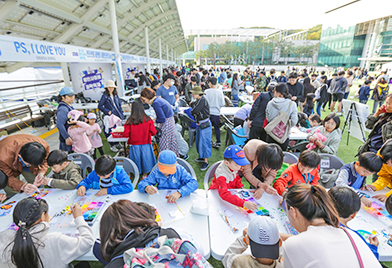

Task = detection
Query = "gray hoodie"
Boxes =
[330,76,348,94]
[266,97,298,126]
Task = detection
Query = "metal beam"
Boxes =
[137,28,183,55]
[117,0,161,28]
[91,35,109,48]
[148,20,180,38]
[18,0,83,24]
[54,0,108,43]
[0,1,19,24]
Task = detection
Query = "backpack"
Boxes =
[264,101,293,144]
[123,236,212,268]
[378,85,390,101]
[269,75,277,84]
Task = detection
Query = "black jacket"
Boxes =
[190,96,210,123]
[318,84,329,103]
[99,226,180,268]
[286,82,304,103]
[249,91,273,127]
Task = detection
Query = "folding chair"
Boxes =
[283,152,299,165]
[68,153,95,178]
[114,157,140,188]
[203,161,223,196]
[151,157,197,179]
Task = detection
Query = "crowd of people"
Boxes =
[1,63,392,268]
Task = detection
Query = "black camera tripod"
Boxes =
[342,102,367,145]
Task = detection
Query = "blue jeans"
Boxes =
[316,101,323,116]
[344,92,349,99]
[232,94,239,107]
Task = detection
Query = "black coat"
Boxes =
[286,82,304,103]
[249,91,273,127]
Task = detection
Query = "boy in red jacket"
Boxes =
[274,150,321,197]
[210,145,257,211]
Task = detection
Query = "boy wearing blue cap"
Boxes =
[210,145,257,211]
[138,150,198,203]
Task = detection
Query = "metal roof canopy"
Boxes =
[184,28,280,37]
[0,0,187,72]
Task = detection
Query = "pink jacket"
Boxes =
[87,123,103,148]
[68,122,92,153]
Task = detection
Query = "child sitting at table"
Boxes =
[328,186,379,259]
[274,150,321,196]
[0,170,8,202]
[77,155,133,196]
[222,216,283,268]
[67,110,93,156]
[37,149,83,190]
[123,101,157,179]
[334,152,383,207]
[138,150,198,203]
[209,145,258,211]
[86,112,104,160]
[0,197,94,268]
[299,114,322,133]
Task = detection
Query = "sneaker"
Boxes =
[215,142,221,149]
[330,111,334,114]
[201,162,209,171]
[195,158,205,163]
[337,112,342,116]
[182,154,190,161]
[110,146,119,152]
[115,143,122,149]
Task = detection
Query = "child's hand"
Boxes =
[253,187,265,199]
[373,194,387,202]
[242,228,250,245]
[309,135,317,142]
[34,173,45,186]
[77,186,86,196]
[71,203,83,219]
[0,194,6,202]
[265,185,278,195]
[361,197,372,207]
[368,236,379,247]
[244,201,257,211]
[145,186,158,195]
[365,185,377,192]
[167,192,181,203]
[96,188,108,196]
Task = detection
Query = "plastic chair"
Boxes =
[114,157,140,188]
[68,153,95,178]
[224,123,248,147]
[178,98,188,108]
[220,114,234,127]
[203,161,223,195]
[283,152,298,165]
[151,157,197,179]
[178,112,195,136]
[318,153,345,170]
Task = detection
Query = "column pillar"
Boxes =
[145,26,151,74]
[61,62,71,87]
[159,38,163,78]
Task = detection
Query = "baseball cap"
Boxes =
[59,87,76,96]
[158,150,177,174]
[248,216,280,259]
[223,145,250,166]
[87,113,97,119]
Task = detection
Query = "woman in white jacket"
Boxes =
[266,83,298,151]
[0,197,94,268]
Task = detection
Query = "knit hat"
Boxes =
[223,145,250,166]
[190,86,204,95]
[158,150,177,174]
[87,113,97,119]
[248,216,280,259]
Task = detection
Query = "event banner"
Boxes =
[69,62,112,101]
[0,35,115,63]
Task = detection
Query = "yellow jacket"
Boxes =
[371,151,392,197]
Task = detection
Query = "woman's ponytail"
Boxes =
[7,197,48,268]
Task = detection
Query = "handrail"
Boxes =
[0,80,64,91]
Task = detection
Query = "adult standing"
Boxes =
[56,87,76,152]
[255,71,267,92]
[156,74,179,113]
[286,73,304,105]
[371,77,390,114]
[0,134,49,196]
[249,84,274,141]
[185,76,197,103]
[315,76,328,116]
[231,73,244,107]
[344,71,354,99]
[204,77,225,149]
[301,77,315,113]
[137,71,150,94]
[98,80,124,152]
[219,68,227,85]
[190,86,212,171]
[233,104,252,127]
[282,184,381,268]
[266,83,298,151]
[330,71,347,116]
[140,88,178,156]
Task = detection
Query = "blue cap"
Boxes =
[158,150,177,174]
[223,145,250,166]
[60,87,76,96]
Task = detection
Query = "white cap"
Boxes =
[247,216,280,259]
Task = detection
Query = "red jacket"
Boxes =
[123,118,157,145]
[209,162,245,207]
[274,164,320,195]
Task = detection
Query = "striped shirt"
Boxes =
[100,174,113,188]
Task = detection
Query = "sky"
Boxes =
[176,0,392,32]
